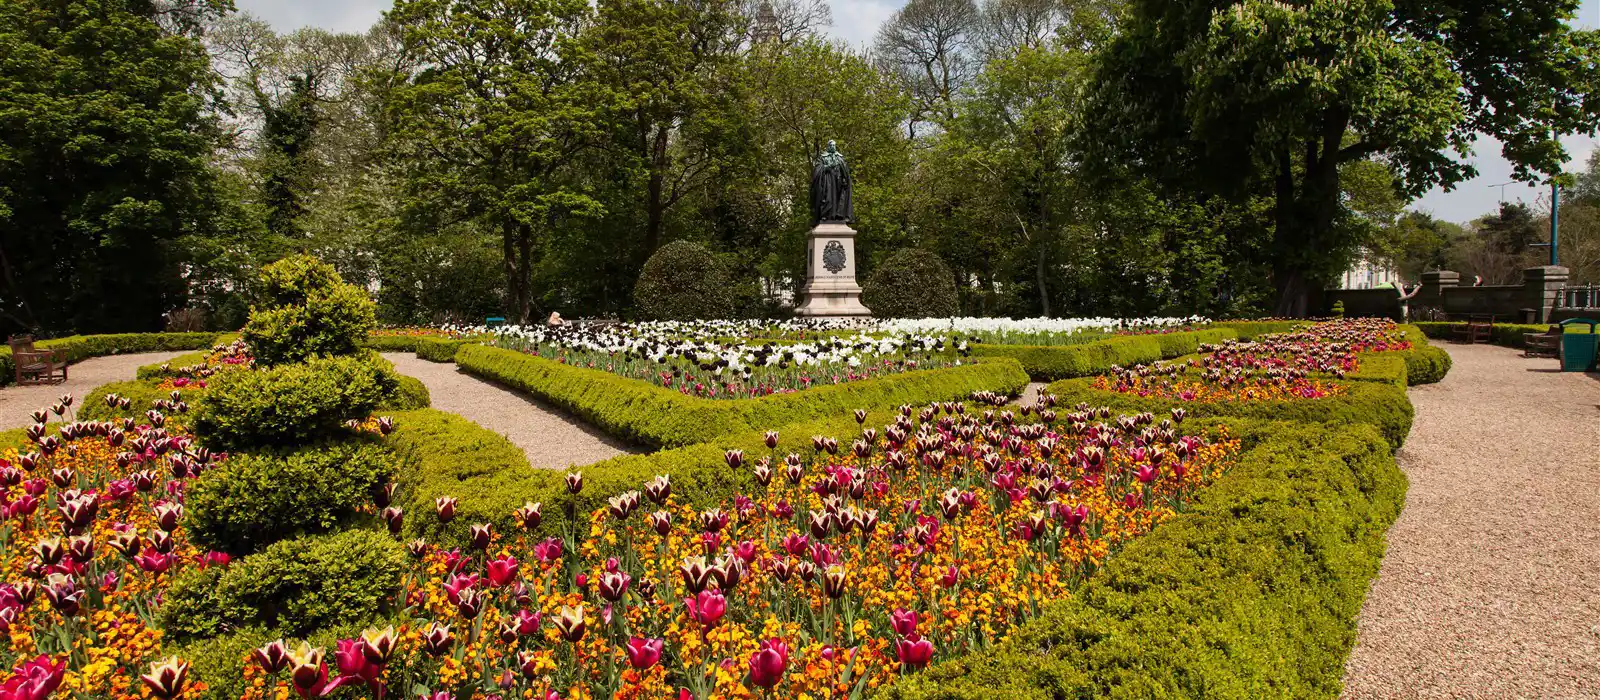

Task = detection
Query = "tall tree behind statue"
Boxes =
[1082,0,1600,316]
[0,0,227,335]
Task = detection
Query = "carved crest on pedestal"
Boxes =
[823,240,847,274]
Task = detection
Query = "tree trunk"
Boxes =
[645,123,670,256]
[1035,247,1052,318]
[502,220,534,324]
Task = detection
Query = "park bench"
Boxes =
[1524,324,1562,358]
[1450,314,1495,344]
[7,336,67,385]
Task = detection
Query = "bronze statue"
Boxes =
[810,140,853,224]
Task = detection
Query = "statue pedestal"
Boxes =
[795,222,873,318]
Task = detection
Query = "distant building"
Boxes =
[1338,252,1401,290]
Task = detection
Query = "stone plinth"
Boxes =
[795,222,872,318]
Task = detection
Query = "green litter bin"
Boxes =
[1560,318,1599,372]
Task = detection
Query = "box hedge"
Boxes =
[454,344,1028,449]
[191,354,398,450]
[880,418,1406,700]
[415,336,473,362]
[159,529,404,643]
[1043,376,1414,449]
[1412,320,1595,348]
[1207,320,1307,339]
[970,328,1237,382]
[187,440,396,556]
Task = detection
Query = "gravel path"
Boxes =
[0,352,185,431]
[382,353,636,469]
[1343,344,1600,699]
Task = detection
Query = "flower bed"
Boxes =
[455,344,1029,450]
[0,383,1248,700]
[488,327,974,400]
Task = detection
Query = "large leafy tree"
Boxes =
[1084,0,1600,315]
[0,0,228,335]
[386,0,609,323]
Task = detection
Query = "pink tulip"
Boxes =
[624,637,663,670]
[747,638,789,688]
[890,608,918,636]
[485,556,519,588]
[685,589,726,627]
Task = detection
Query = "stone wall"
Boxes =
[1328,266,1570,324]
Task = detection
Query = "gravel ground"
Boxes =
[383,353,636,469]
[0,352,185,431]
[1343,344,1600,699]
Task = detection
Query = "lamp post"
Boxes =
[1550,179,1560,266]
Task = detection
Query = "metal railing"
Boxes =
[1559,284,1600,309]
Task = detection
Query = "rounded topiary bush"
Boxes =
[862,248,959,319]
[242,255,376,365]
[159,529,405,642]
[192,354,398,449]
[633,241,735,320]
[187,440,396,556]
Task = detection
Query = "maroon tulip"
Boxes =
[552,605,585,643]
[597,570,631,602]
[253,639,291,674]
[422,622,453,657]
[434,496,457,524]
[515,501,543,530]
[747,638,789,688]
[469,524,492,550]
[624,637,663,670]
[334,639,383,684]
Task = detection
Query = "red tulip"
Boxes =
[485,556,519,587]
[334,639,383,683]
[895,634,934,669]
[253,639,291,674]
[747,638,789,688]
[0,654,65,700]
[890,608,918,636]
[624,637,663,670]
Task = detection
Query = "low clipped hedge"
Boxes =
[971,328,1237,382]
[187,440,396,556]
[1413,320,1596,348]
[135,351,212,380]
[1044,375,1414,449]
[1208,320,1307,340]
[415,336,473,362]
[386,375,431,410]
[191,354,398,450]
[0,332,227,386]
[455,344,1028,449]
[81,380,185,422]
[880,418,1406,699]
[159,529,404,644]
[384,407,877,547]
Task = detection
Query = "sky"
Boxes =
[239,0,1600,224]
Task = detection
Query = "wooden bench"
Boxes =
[1450,314,1495,344]
[1524,324,1562,358]
[7,336,67,385]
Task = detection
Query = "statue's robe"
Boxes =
[810,158,853,223]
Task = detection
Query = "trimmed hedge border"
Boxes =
[1413,320,1595,349]
[880,418,1406,699]
[454,344,1029,450]
[1044,375,1414,449]
[970,328,1238,382]
[416,337,473,362]
[0,333,228,387]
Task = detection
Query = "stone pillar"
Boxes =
[794,222,873,318]
[1522,265,1569,324]
[1415,270,1458,318]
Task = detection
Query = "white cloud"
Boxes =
[235,0,389,34]
[825,0,902,49]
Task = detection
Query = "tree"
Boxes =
[1084,0,1600,316]
[586,0,746,259]
[387,0,609,323]
[0,0,228,335]
[873,0,980,137]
